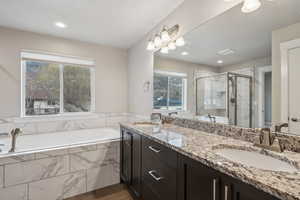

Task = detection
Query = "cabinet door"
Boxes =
[131,132,142,197]
[231,178,280,200]
[177,154,220,200]
[120,129,132,184]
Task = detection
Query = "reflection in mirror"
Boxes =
[153,0,300,134]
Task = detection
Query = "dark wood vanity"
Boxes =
[120,126,280,200]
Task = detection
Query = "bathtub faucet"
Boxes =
[9,128,22,153]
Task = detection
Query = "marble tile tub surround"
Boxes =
[0,140,120,200]
[121,122,300,200]
[162,115,300,153]
[0,112,149,135]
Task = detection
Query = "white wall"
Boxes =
[128,0,242,115]
[272,22,300,122]
[0,27,128,118]
[218,57,271,73]
[154,56,218,113]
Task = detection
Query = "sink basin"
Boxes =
[215,148,298,173]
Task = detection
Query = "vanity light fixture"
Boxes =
[168,42,176,50]
[217,60,224,64]
[54,21,67,28]
[175,37,185,47]
[146,24,185,53]
[160,47,169,54]
[154,35,162,47]
[161,28,171,42]
[147,40,155,50]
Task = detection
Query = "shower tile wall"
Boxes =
[0,141,119,200]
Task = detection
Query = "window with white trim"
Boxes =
[21,52,95,117]
[153,71,187,111]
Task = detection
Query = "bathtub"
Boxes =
[0,127,120,157]
[0,127,121,199]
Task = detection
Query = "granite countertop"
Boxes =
[120,122,300,200]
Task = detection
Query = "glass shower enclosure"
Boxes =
[196,72,253,128]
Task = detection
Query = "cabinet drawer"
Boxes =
[142,151,177,200]
[142,183,162,200]
[142,137,177,169]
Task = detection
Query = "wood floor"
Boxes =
[65,184,133,200]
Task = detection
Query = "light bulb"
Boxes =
[241,0,261,13]
[175,37,185,46]
[147,41,155,51]
[168,42,176,50]
[161,29,171,42]
[160,47,169,54]
[154,35,162,47]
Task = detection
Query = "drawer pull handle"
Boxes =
[148,170,163,181]
[148,146,161,153]
[213,179,217,200]
[291,118,300,122]
[224,185,229,200]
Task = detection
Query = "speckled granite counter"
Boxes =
[120,122,300,200]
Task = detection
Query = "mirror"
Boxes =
[153,0,300,135]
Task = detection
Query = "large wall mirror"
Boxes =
[153,0,300,135]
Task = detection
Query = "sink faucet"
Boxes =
[275,123,288,132]
[208,114,216,123]
[254,128,283,152]
[168,112,178,117]
[9,128,22,153]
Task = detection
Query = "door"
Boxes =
[121,129,132,184]
[177,154,220,200]
[288,47,300,133]
[131,132,142,198]
[232,178,280,200]
[120,128,142,199]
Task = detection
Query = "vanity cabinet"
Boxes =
[177,154,220,200]
[121,127,280,200]
[120,128,142,199]
[178,154,280,200]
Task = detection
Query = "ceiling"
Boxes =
[0,0,184,48]
[158,0,300,67]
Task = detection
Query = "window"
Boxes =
[153,71,187,110]
[21,52,95,117]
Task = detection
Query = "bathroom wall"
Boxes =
[272,22,300,122]
[154,56,218,113]
[128,0,242,116]
[218,57,271,73]
[0,27,128,118]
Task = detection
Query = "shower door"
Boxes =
[227,73,252,128]
[196,74,227,123]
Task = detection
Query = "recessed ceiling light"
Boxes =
[217,60,224,64]
[54,22,67,28]
[181,51,189,56]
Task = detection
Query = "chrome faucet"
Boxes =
[9,128,22,153]
[208,114,216,123]
[168,112,178,117]
[254,128,283,152]
[275,123,288,132]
